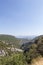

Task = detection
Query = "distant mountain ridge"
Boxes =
[0,34,30,48]
[0,34,20,48]
[17,35,36,40]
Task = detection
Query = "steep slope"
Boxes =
[21,35,43,64]
[21,35,43,50]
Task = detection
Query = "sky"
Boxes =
[0,0,43,36]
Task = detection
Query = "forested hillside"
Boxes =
[0,34,20,48]
[0,35,43,65]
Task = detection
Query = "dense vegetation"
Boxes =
[0,53,28,65]
[0,35,43,65]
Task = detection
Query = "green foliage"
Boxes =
[24,44,39,64]
[0,53,28,65]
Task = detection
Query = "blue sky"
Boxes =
[0,0,43,36]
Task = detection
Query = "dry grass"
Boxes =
[31,56,43,65]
